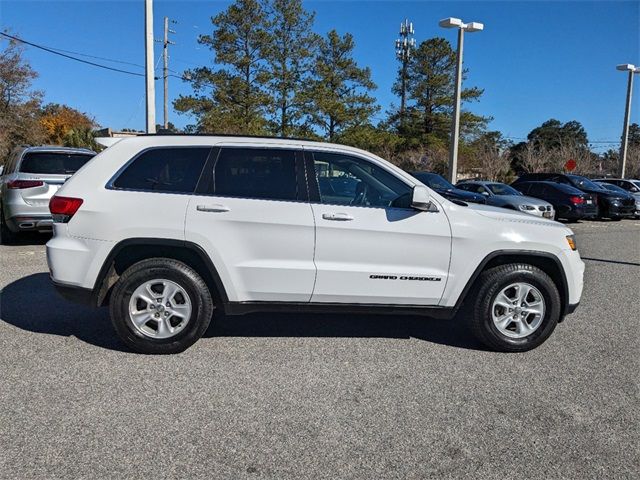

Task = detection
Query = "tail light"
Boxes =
[569,196,584,205]
[49,196,83,223]
[7,180,44,189]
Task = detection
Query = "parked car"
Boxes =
[456,180,555,218]
[594,178,640,218]
[410,172,485,204]
[0,146,96,243]
[513,181,597,222]
[47,135,584,354]
[513,173,635,219]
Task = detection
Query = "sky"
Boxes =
[1,0,639,151]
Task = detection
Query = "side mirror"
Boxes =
[411,185,437,211]
[631,187,639,193]
[481,191,489,196]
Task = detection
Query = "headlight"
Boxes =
[519,204,535,211]
[566,235,577,251]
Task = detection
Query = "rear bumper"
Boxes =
[6,214,53,232]
[52,279,96,306]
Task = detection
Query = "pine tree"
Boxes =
[395,37,488,147]
[263,0,318,136]
[173,0,271,134]
[307,30,378,141]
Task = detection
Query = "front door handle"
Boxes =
[197,204,230,213]
[322,212,354,221]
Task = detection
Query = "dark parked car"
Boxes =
[513,173,635,219]
[513,181,597,222]
[594,178,640,218]
[410,172,485,204]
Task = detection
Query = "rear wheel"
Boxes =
[468,263,561,352]
[110,258,214,354]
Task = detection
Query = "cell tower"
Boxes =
[395,19,415,126]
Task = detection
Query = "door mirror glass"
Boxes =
[411,185,436,211]
[481,191,490,196]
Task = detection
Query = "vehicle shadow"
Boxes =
[0,273,485,352]
[3,232,51,246]
[0,273,127,352]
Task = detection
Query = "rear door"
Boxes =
[306,149,451,305]
[185,145,316,303]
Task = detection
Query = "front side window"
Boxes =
[213,148,298,201]
[20,152,94,175]
[113,147,210,193]
[312,151,411,208]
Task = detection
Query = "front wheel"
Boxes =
[468,263,561,352]
[110,258,214,354]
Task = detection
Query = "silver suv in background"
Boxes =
[457,180,555,218]
[0,146,96,243]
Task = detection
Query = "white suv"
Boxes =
[46,135,584,354]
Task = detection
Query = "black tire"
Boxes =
[110,258,214,354]
[0,207,16,245]
[467,263,561,352]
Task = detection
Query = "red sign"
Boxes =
[565,159,577,172]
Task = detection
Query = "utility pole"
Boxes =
[395,19,415,130]
[616,64,639,178]
[144,0,156,133]
[162,17,176,130]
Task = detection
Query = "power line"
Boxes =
[0,31,146,77]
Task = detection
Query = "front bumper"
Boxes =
[607,204,634,218]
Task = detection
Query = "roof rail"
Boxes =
[141,132,319,143]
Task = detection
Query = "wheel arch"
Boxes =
[454,250,569,318]
[93,238,229,307]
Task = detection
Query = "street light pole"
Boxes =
[449,27,464,185]
[616,64,640,178]
[439,17,484,184]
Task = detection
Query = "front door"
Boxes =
[307,150,451,305]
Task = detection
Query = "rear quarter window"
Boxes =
[112,147,211,194]
[19,152,95,175]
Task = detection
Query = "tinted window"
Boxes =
[314,152,411,208]
[550,182,584,195]
[412,172,454,190]
[487,183,521,196]
[567,175,603,190]
[213,148,298,201]
[20,152,94,175]
[113,147,210,193]
[458,183,482,193]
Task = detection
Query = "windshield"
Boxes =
[19,152,94,175]
[487,183,521,196]
[413,172,454,190]
[567,175,603,190]
[597,182,626,194]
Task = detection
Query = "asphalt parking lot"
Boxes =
[1,219,639,479]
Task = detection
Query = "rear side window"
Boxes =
[113,147,211,194]
[19,152,94,175]
[212,148,298,201]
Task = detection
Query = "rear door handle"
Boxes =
[322,212,354,221]
[197,204,230,213]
